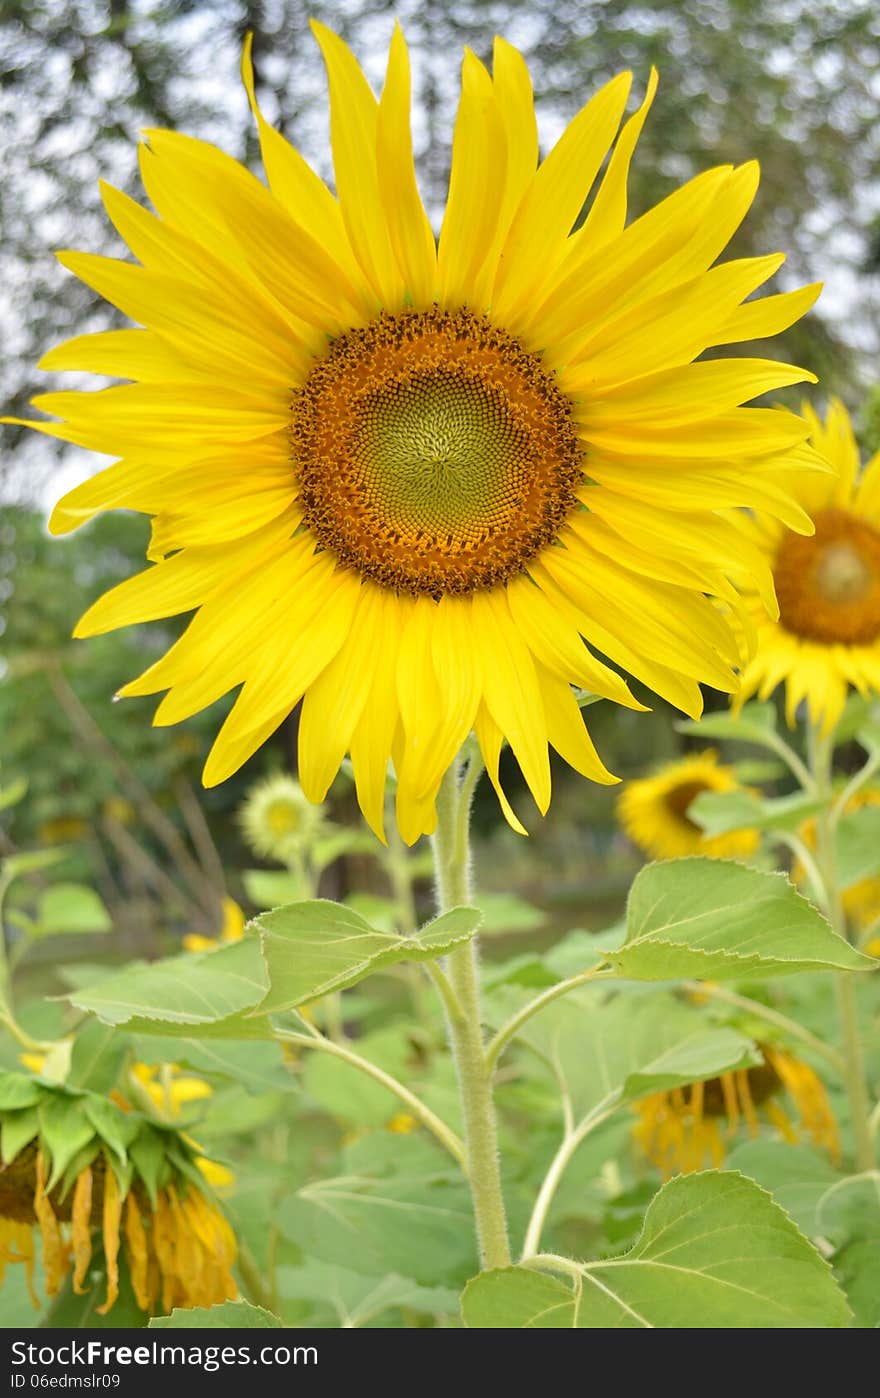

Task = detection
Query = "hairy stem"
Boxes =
[433,756,511,1269]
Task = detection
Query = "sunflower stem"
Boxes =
[433,754,511,1270]
[807,723,875,1172]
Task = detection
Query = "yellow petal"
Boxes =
[492,71,632,321]
[718,282,823,345]
[240,32,370,305]
[470,591,551,814]
[95,1164,122,1315]
[491,38,538,235]
[562,253,786,390]
[311,21,405,308]
[437,49,507,309]
[538,671,618,784]
[523,164,732,348]
[473,703,528,836]
[39,329,219,384]
[507,573,644,709]
[377,24,436,306]
[298,583,388,803]
[349,606,402,842]
[202,568,360,786]
[137,129,366,327]
[71,1166,94,1295]
[566,69,658,261]
[74,509,298,637]
[576,358,816,430]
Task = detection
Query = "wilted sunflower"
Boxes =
[617,749,760,860]
[0,1072,237,1313]
[7,24,823,842]
[633,1045,839,1177]
[736,398,880,732]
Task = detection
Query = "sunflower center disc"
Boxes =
[774,508,880,645]
[291,308,583,595]
[663,780,709,830]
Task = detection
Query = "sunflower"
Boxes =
[633,1045,839,1177]
[239,772,326,863]
[736,398,880,732]
[6,24,823,843]
[182,894,245,954]
[617,749,760,860]
[0,1072,237,1313]
[123,1063,235,1190]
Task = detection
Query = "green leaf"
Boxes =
[621,1028,760,1099]
[242,868,311,909]
[835,807,880,888]
[302,1025,412,1127]
[477,892,547,935]
[149,1301,284,1329]
[462,1268,573,1327]
[482,955,559,991]
[129,1125,172,1206]
[67,1020,129,1095]
[612,858,873,980]
[42,1255,147,1329]
[1,1106,39,1164]
[689,790,825,837]
[277,1148,477,1288]
[462,1172,851,1328]
[503,988,758,1124]
[0,1071,43,1109]
[133,1038,299,1097]
[255,900,482,1012]
[83,1096,139,1164]
[277,1262,459,1327]
[676,701,778,743]
[38,1091,98,1191]
[726,1140,840,1237]
[68,938,271,1036]
[311,828,380,872]
[33,883,112,936]
[835,1240,880,1328]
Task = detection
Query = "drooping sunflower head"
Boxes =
[238,772,326,864]
[736,398,880,733]
[7,23,824,843]
[0,1071,237,1314]
[633,1045,839,1178]
[617,749,759,861]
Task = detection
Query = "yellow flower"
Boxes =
[633,1045,840,1177]
[120,1066,236,1192]
[130,1062,214,1118]
[0,1077,237,1314]
[182,895,245,954]
[735,398,880,732]
[617,749,760,860]
[239,772,325,862]
[8,25,821,843]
